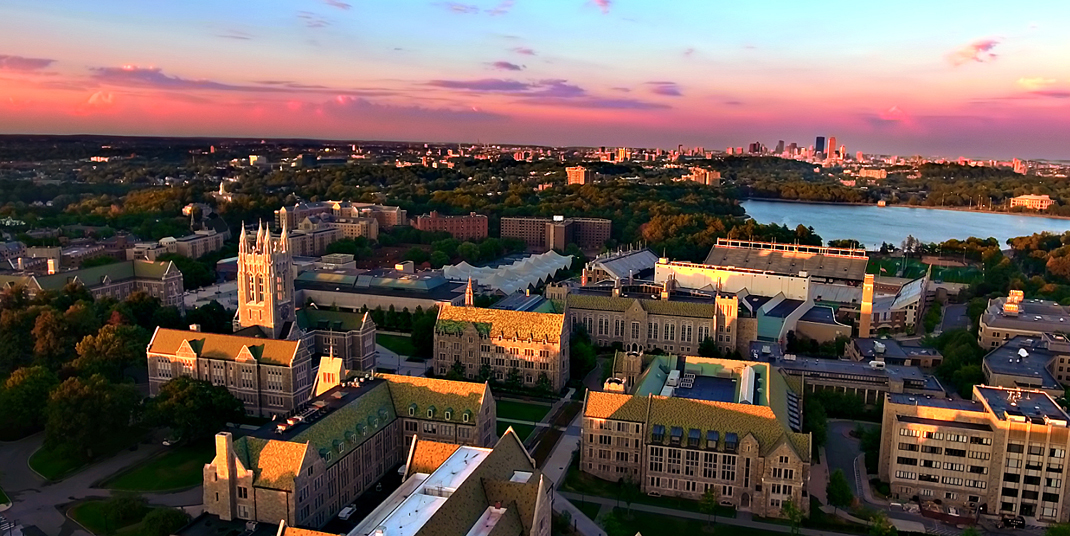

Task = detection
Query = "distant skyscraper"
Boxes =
[788,143,798,155]
[747,142,761,154]
[774,140,785,154]
[827,136,837,159]
[815,137,826,155]
[855,151,864,162]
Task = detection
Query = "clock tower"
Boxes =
[234,221,296,339]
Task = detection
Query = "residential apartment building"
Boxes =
[0,259,185,312]
[879,386,1070,523]
[1011,194,1055,211]
[501,216,611,253]
[566,166,592,185]
[434,302,569,392]
[979,291,1070,349]
[412,210,489,240]
[285,227,345,257]
[581,357,811,518]
[677,167,721,186]
[202,372,496,529]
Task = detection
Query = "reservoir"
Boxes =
[741,199,1070,249]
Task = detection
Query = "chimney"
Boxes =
[213,432,239,520]
[189,324,201,332]
[16,257,24,271]
[859,273,874,338]
[47,258,58,275]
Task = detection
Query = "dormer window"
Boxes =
[427,406,436,419]
[724,432,739,453]
[706,430,719,450]
[444,408,453,421]
[688,428,700,448]
[409,404,417,417]
[652,425,665,443]
[670,427,683,446]
[463,410,472,423]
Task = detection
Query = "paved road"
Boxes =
[0,434,202,536]
[375,344,429,377]
[541,410,605,536]
[941,303,969,332]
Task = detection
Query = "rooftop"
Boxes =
[982,336,1062,390]
[437,304,565,342]
[147,327,300,366]
[490,292,554,313]
[977,386,1070,424]
[296,308,373,333]
[566,289,722,319]
[588,248,659,280]
[765,299,806,318]
[982,296,1070,332]
[704,238,869,282]
[887,393,986,412]
[296,268,464,302]
[773,356,944,393]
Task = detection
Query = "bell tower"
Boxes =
[234,221,296,339]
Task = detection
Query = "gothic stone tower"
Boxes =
[234,222,296,339]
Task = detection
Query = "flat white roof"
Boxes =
[466,506,508,536]
[348,446,493,536]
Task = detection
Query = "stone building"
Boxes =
[412,211,489,241]
[581,356,811,518]
[202,372,496,529]
[296,308,378,372]
[0,259,185,312]
[275,201,405,232]
[434,298,569,392]
[978,291,1070,349]
[879,385,1070,523]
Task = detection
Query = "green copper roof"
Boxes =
[296,308,372,332]
[292,381,396,468]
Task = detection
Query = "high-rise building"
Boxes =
[815,136,826,155]
[775,140,785,154]
[827,136,837,159]
[566,165,592,185]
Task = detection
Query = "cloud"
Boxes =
[486,0,514,15]
[86,91,114,107]
[683,48,695,57]
[590,0,611,14]
[297,11,330,28]
[1018,77,1056,91]
[254,80,330,89]
[611,87,630,92]
[490,61,524,71]
[512,47,536,56]
[947,38,1001,66]
[0,54,55,71]
[863,106,915,130]
[1031,90,1070,99]
[323,0,351,9]
[525,96,669,110]
[427,78,533,91]
[530,79,585,98]
[90,65,396,97]
[327,95,505,122]
[439,2,480,13]
[217,30,253,40]
[647,81,682,97]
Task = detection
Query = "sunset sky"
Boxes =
[1,0,1068,158]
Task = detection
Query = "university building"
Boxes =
[582,355,811,518]
[501,216,611,253]
[412,210,489,240]
[434,288,570,392]
[202,368,496,529]
[978,291,1070,349]
[879,385,1070,523]
[275,201,406,232]
[0,259,185,312]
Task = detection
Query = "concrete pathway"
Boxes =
[375,344,428,377]
[538,404,604,536]
[0,434,202,536]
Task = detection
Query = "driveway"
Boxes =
[0,434,202,536]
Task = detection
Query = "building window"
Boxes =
[238,486,248,499]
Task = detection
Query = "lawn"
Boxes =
[101,441,215,491]
[866,257,982,284]
[69,500,146,536]
[497,399,553,422]
[377,333,416,356]
[30,428,147,481]
[573,500,602,521]
[497,421,536,441]
[607,507,777,536]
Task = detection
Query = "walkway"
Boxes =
[0,434,202,536]
[375,344,428,377]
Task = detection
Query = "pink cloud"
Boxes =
[486,0,514,15]
[512,47,536,56]
[590,0,611,15]
[297,11,330,28]
[683,48,695,57]
[490,61,524,71]
[1018,77,1056,91]
[947,38,1000,66]
[427,78,532,91]
[322,0,351,9]
[440,2,480,14]
[647,81,682,97]
[0,55,55,71]
[86,91,114,107]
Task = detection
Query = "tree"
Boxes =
[185,300,232,334]
[403,247,429,265]
[32,307,70,368]
[782,499,804,536]
[1,366,59,437]
[100,493,148,533]
[72,324,149,381]
[803,396,828,447]
[960,527,982,536]
[411,310,437,358]
[697,337,722,358]
[457,241,480,262]
[869,511,898,536]
[45,375,141,460]
[600,509,628,536]
[619,476,641,518]
[1046,524,1070,536]
[148,377,245,443]
[827,469,854,514]
[536,372,552,393]
[700,485,721,528]
[446,360,466,381]
[505,367,522,390]
[140,507,192,536]
[430,250,450,268]
[477,363,493,382]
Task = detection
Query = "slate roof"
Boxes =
[291,381,397,468]
[566,294,718,319]
[437,304,565,342]
[380,373,488,424]
[585,391,650,422]
[406,440,462,478]
[296,308,374,332]
[0,259,178,291]
[147,327,300,366]
[233,436,309,491]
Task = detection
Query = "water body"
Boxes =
[741,199,1070,248]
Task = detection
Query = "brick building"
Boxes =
[501,216,611,253]
[412,211,489,240]
[202,371,496,529]
[566,166,591,185]
[434,301,569,392]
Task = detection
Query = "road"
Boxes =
[0,433,201,536]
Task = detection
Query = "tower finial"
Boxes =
[465,276,474,307]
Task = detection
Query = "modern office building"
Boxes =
[202,370,496,529]
[978,291,1070,349]
[433,299,569,392]
[1011,195,1056,211]
[349,429,551,536]
[0,259,185,312]
[582,355,810,518]
[295,265,467,312]
[412,211,489,240]
[879,385,1070,523]
[827,137,837,159]
[500,216,611,253]
[566,166,592,185]
[846,338,943,368]
[815,136,826,155]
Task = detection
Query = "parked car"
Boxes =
[339,506,356,521]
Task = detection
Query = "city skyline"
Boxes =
[0,1,1068,159]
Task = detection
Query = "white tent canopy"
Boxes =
[443,250,573,294]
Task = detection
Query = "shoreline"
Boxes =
[740,197,1070,222]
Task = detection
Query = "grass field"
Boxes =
[68,500,146,536]
[497,421,536,441]
[497,399,553,422]
[573,500,602,521]
[30,428,147,481]
[101,441,214,491]
[866,257,982,284]
[377,333,416,356]
[608,507,777,536]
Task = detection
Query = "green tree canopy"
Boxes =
[1,365,59,436]
[827,469,854,512]
[45,374,141,460]
[148,377,245,443]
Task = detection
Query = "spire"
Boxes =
[279,219,289,253]
[255,221,264,252]
[465,276,474,307]
[239,221,247,252]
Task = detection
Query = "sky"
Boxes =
[0,0,1068,159]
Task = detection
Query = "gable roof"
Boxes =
[233,436,309,491]
[566,294,718,319]
[296,308,374,332]
[148,327,300,366]
[380,374,488,424]
[585,391,650,422]
[291,381,397,468]
[406,437,463,478]
[437,304,565,342]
